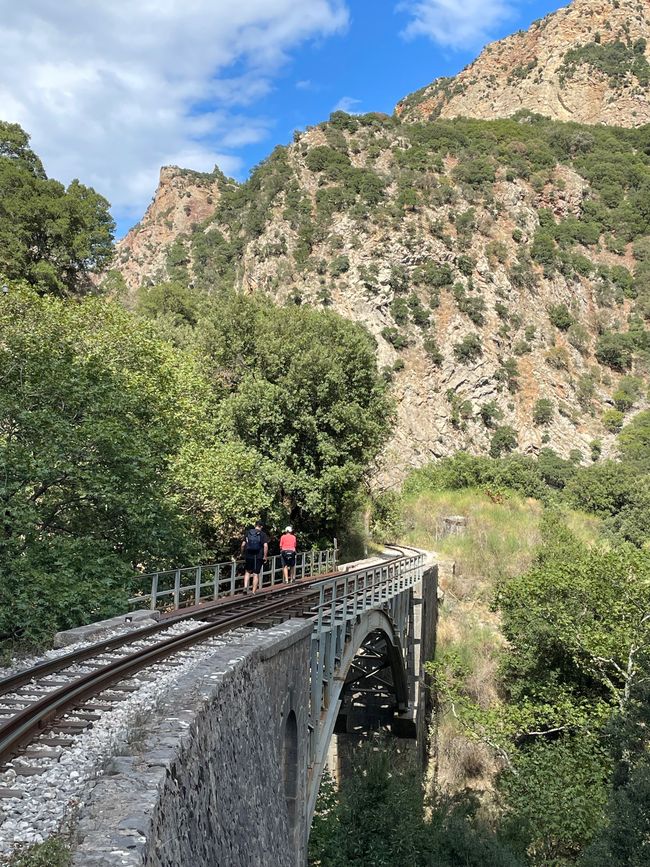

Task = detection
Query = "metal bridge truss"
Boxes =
[306,551,425,820]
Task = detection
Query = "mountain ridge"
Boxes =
[396,0,650,127]
[109,0,650,484]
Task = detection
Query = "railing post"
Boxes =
[194,566,202,606]
[150,573,159,611]
[173,569,181,610]
[213,566,219,601]
[230,560,236,596]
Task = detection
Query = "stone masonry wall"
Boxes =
[73,620,312,867]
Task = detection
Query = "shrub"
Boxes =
[453,284,486,326]
[415,261,454,288]
[381,326,409,350]
[612,376,643,412]
[618,410,650,474]
[548,303,574,331]
[390,297,409,326]
[423,333,443,366]
[495,358,519,393]
[533,398,554,426]
[602,409,625,433]
[546,346,570,370]
[490,426,518,458]
[595,332,634,371]
[329,255,350,276]
[453,334,483,363]
[480,400,503,428]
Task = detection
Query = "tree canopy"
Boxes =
[0,122,114,296]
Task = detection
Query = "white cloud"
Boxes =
[398,0,515,49]
[332,96,362,114]
[0,1,348,224]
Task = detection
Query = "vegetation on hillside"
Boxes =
[132,107,650,467]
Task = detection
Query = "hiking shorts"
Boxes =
[245,554,264,575]
[281,551,296,568]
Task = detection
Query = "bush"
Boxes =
[602,409,625,433]
[618,410,650,474]
[548,303,574,331]
[9,838,71,867]
[595,333,635,371]
[480,400,504,428]
[612,376,643,412]
[423,332,443,366]
[381,326,409,350]
[532,398,554,426]
[330,255,350,276]
[453,334,483,363]
[490,426,518,458]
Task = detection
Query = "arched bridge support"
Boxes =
[306,554,438,828]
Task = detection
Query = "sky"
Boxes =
[0,0,569,238]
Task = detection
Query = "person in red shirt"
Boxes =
[280,525,297,583]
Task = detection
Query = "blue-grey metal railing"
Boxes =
[307,550,425,770]
[128,544,339,612]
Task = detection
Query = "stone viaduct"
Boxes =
[73,552,438,866]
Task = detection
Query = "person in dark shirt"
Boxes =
[241,520,268,594]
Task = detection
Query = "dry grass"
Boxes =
[400,488,600,801]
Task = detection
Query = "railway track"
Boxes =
[0,546,420,792]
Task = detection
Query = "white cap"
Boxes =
[285,525,293,533]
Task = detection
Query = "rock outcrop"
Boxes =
[108,0,650,484]
[114,166,228,293]
[396,0,650,128]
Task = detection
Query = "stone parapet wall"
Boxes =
[73,620,312,867]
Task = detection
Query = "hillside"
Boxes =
[396,0,650,127]
[110,0,650,486]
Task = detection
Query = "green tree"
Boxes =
[490,426,518,457]
[193,293,393,535]
[0,287,208,648]
[548,303,574,331]
[0,122,114,295]
[453,333,483,363]
[533,398,554,426]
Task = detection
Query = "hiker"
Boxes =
[241,521,268,594]
[280,525,297,583]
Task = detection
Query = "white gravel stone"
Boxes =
[0,623,262,861]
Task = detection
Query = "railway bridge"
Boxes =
[0,549,438,867]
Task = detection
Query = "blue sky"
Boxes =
[0,0,569,238]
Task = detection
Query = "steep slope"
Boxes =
[114,165,229,292]
[109,0,650,485]
[111,112,650,483]
[396,0,650,128]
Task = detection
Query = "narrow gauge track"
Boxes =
[0,546,420,776]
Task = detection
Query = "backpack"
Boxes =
[246,528,263,553]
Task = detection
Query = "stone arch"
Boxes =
[283,709,299,830]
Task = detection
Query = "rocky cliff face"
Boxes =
[109,0,650,485]
[397,0,650,128]
[114,166,228,293]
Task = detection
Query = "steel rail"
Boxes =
[0,590,313,764]
[0,571,338,698]
[0,547,422,765]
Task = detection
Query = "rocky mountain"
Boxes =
[396,0,650,128]
[116,165,228,295]
[110,0,650,486]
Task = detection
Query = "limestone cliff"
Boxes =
[114,166,228,292]
[396,0,650,128]
[108,0,650,485]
